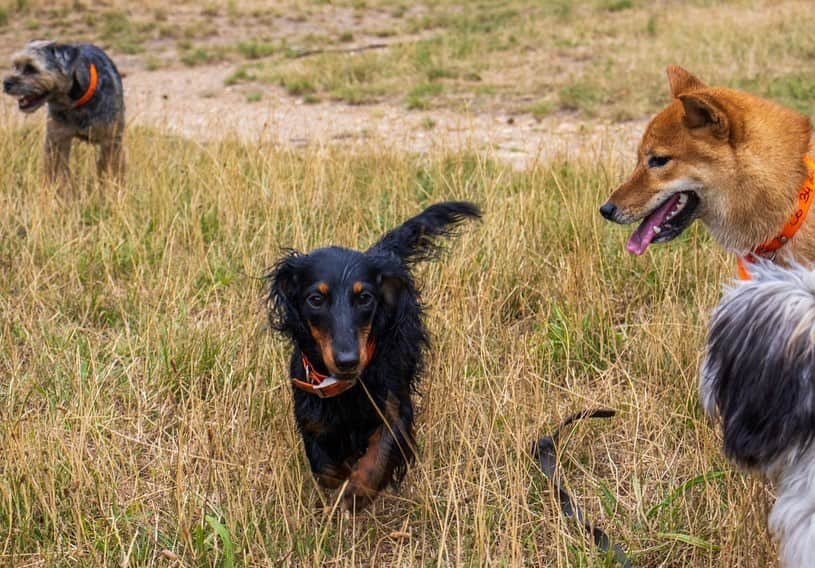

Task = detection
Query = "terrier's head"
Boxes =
[3,40,81,113]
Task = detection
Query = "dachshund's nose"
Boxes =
[599,202,617,220]
[334,350,359,372]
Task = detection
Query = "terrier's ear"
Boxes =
[666,65,706,98]
[52,44,80,75]
[678,92,730,139]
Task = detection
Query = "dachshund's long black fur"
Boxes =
[267,201,480,509]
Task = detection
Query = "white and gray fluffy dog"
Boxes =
[701,262,815,567]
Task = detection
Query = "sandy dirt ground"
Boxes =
[0,3,649,169]
[0,57,646,170]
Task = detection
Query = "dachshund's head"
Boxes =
[268,246,413,380]
[267,201,480,382]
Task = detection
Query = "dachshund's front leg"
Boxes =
[302,434,351,489]
[343,394,413,511]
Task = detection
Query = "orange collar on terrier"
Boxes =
[738,156,815,280]
[73,63,98,108]
[291,340,376,398]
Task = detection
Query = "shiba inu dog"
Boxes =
[600,65,815,267]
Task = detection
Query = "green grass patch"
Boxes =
[527,100,553,121]
[558,81,606,114]
[225,67,257,86]
[280,76,316,97]
[236,41,278,60]
[406,81,443,109]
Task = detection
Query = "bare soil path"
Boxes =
[0,59,644,170]
[0,0,652,170]
[2,0,810,169]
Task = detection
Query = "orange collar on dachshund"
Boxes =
[73,63,98,108]
[292,340,376,398]
[738,155,815,280]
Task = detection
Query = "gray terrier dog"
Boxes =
[702,262,815,566]
[3,40,125,185]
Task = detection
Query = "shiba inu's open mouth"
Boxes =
[17,92,47,112]
[627,191,700,255]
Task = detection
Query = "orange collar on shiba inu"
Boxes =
[738,156,815,280]
[73,63,98,108]
[291,340,376,398]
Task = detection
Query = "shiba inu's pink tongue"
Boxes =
[626,194,681,255]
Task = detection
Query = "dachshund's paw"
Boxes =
[341,473,379,512]
[315,463,351,489]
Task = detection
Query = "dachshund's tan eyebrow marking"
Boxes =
[353,281,363,294]
[317,282,329,294]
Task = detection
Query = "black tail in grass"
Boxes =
[368,201,482,265]
[532,409,632,568]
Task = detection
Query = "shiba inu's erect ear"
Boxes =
[666,65,706,97]
[678,92,729,139]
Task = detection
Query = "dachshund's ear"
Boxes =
[266,252,303,331]
[378,273,405,310]
[375,265,413,315]
[370,255,413,315]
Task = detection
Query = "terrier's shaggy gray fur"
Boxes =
[3,40,125,185]
[702,262,815,567]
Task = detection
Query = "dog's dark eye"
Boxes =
[357,291,375,308]
[22,64,36,75]
[648,155,672,168]
[306,294,325,309]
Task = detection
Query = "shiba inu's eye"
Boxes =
[648,155,672,168]
[22,64,36,75]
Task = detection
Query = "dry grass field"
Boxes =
[1,0,813,566]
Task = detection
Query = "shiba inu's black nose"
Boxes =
[599,202,617,220]
[2,77,15,93]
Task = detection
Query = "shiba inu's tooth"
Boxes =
[678,193,688,206]
[653,226,662,234]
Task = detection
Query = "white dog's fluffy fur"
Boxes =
[701,262,815,566]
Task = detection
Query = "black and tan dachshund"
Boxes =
[267,201,480,510]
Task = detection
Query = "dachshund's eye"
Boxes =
[647,155,672,169]
[23,64,36,75]
[306,294,325,309]
[357,291,375,308]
